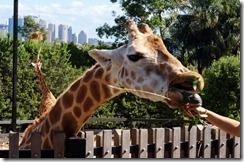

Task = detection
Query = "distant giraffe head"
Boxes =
[89,20,204,108]
[28,31,43,41]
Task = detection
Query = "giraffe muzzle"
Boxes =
[165,72,204,109]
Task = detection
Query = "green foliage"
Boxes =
[0,36,81,122]
[202,55,240,121]
[18,15,47,40]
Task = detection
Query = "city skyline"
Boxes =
[0,0,124,42]
[1,15,100,45]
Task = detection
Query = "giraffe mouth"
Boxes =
[165,73,204,109]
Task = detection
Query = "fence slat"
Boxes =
[85,131,94,158]
[121,130,130,158]
[138,129,148,158]
[155,128,164,158]
[203,126,211,158]
[53,131,65,158]
[103,130,112,158]
[188,126,197,158]
[172,127,181,158]
[164,128,172,158]
[218,130,226,158]
[232,136,240,158]
[113,129,121,158]
[31,132,41,158]
[9,131,19,158]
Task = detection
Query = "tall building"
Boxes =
[78,30,87,45]
[71,33,78,44]
[8,16,24,39]
[47,23,55,43]
[88,38,98,45]
[39,19,46,29]
[58,24,68,42]
[0,24,8,36]
[68,26,72,43]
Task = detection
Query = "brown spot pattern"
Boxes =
[105,74,110,83]
[126,79,132,85]
[73,106,82,118]
[121,67,125,78]
[70,79,80,91]
[106,64,112,71]
[62,92,74,109]
[131,71,136,80]
[90,81,100,102]
[83,70,93,82]
[62,112,78,137]
[44,119,50,134]
[124,68,128,77]
[76,85,87,103]
[83,97,94,112]
[95,68,104,79]
[137,77,144,83]
[102,84,112,99]
[49,100,62,124]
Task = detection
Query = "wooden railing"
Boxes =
[0,125,240,158]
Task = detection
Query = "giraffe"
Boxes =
[19,20,204,149]
[31,48,56,116]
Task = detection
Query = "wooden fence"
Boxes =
[0,125,241,158]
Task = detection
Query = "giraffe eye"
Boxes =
[127,54,144,62]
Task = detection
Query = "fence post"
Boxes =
[188,126,197,158]
[9,131,19,158]
[172,127,181,158]
[113,129,121,158]
[232,136,240,158]
[203,126,211,158]
[138,129,148,158]
[155,128,165,158]
[103,130,112,158]
[218,130,226,158]
[31,132,41,158]
[121,129,130,158]
[53,131,65,158]
[85,131,94,158]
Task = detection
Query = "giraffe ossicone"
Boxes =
[19,20,204,149]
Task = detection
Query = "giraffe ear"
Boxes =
[88,49,112,67]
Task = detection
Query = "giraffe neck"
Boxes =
[35,67,51,96]
[40,64,124,149]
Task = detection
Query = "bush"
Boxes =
[202,55,240,120]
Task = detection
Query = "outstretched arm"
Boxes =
[188,107,240,137]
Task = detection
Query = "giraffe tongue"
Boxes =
[180,91,202,106]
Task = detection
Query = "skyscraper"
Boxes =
[8,16,24,39]
[78,30,87,45]
[47,23,55,43]
[71,33,78,44]
[0,24,8,36]
[68,26,72,43]
[58,24,68,42]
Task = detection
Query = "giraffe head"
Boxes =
[89,20,204,109]
[31,47,42,72]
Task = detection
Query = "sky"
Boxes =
[0,0,124,42]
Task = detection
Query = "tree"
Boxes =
[202,55,240,121]
[18,16,47,41]
[169,0,240,73]
[96,0,181,45]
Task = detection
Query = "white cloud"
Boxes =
[0,0,124,41]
